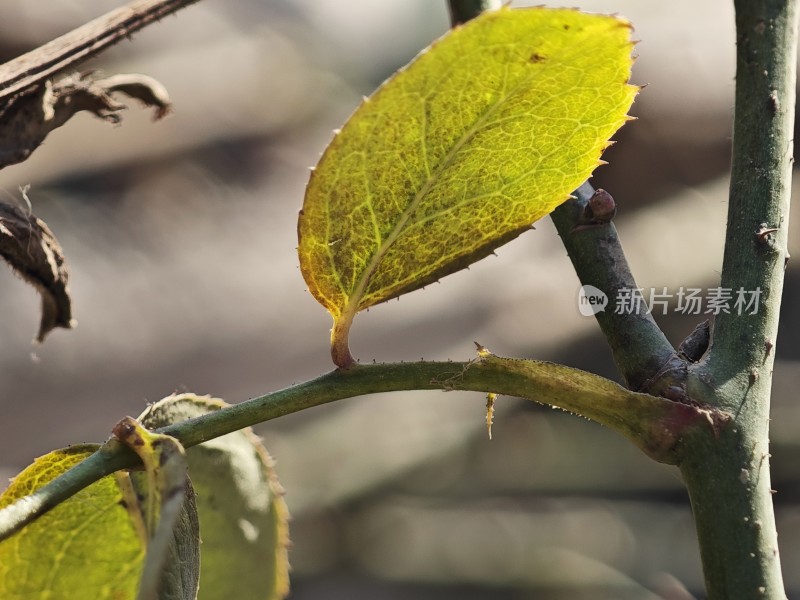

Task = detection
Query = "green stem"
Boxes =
[551,184,679,391]
[0,356,711,543]
[331,315,356,368]
[447,0,501,25]
[0,0,202,103]
[704,1,796,384]
[682,0,797,596]
[0,442,137,542]
[678,427,783,598]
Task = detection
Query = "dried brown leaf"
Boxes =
[0,197,73,341]
[0,72,172,170]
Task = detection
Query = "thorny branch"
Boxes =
[0,0,199,169]
[0,0,200,104]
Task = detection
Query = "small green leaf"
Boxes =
[298,7,637,366]
[0,445,144,599]
[139,394,290,600]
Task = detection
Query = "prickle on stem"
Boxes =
[486,393,497,440]
[474,341,494,358]
[583,188,617,224]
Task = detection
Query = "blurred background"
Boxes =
[1,1,800,598]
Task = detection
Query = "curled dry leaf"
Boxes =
[0,197,73,342]
[94,73,172,120]
[0,72,172,170]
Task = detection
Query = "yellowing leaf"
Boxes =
[0,432,199,600]
[298,7,637,366]
[0,445,144,600]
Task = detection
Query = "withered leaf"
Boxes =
[0,72,172,170]
[0,198,73,341]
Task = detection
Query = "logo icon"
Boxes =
[578,285,608,316]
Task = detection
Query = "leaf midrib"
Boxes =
[339,62,540,320]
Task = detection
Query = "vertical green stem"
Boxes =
[707,0,796,383]
[684,0,797,597]
[447,0,500,25]
[679,426,784,598]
